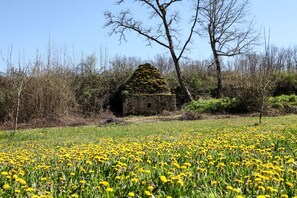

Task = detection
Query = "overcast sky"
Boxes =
[1,0,296,71]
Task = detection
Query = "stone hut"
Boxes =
[120,63,176,115]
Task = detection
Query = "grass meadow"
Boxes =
[1,115,297,197]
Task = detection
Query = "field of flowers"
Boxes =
[0,115,297,197]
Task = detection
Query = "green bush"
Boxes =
[269,94,297,109]
[184,98,238,114]
[273,73,297,96]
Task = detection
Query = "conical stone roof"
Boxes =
[121,63,170,95]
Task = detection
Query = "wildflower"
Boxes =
[266,186,277,192]
[286,158,294,164]
[211,181,218,185]
[145,190,152,196]
[1,171,8,176]
[3,183,10,190]
[236,196,244,198]
[80,180,86,184]
[71,194,79,198]
[26,187,35,192]
[32,195,40,198]
[16,178,26,185]
[285,181,294,187]
[131,178,138,183]
[147,186,154,191]
[160,175,168,183]
[234,179,244,184]
[106,187,113,192]
[217,162,226,168]
[70,172,75,176]
[232,188,241,193]
[177,179,184,186]
[258,186,265,191]
[15,189,21,193]
[128,192,135,197]
[226,185,233,190]
[99,181,109,186]
[280,195,288,198]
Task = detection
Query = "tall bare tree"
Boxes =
[199,0,259,98]
[104,0,202,102]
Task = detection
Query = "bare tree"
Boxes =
[153,54,174,74]
[104,0,202,102]
[257,30,277,125]
[199,0,259,98]
[1,48,29,133]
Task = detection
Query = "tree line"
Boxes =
[1,43,297,129]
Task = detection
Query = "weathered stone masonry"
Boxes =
[122,94,176,115]
[120,63,176,115]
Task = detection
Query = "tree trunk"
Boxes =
[214,54,222,98]
[170,51,193,102]
[211,45,223,98]
[259,90,265,125]
[13,80,24,134]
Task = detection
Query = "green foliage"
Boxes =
[121,63,170,94]
[185,98,238,114]
[73,74,110,115]
[273,73,297,96]
[269,94,297,109]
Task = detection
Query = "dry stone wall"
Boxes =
[123,94,176,115]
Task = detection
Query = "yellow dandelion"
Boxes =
[1,171,8,176]
[71,194,79,198]
[145,190,152,196]
[266,186,277,192]
[16,178,26,185]
[99,181,109,186]
[285,181,294,188]
[26,187,35,192]
[3,183,10,190]
[160,175,168,183]
[128,192,135,197]
[258,186,265,191]
[211,181,218,185]
[131,178,138,183]
[79,180,86,184]
[106,187,113,192]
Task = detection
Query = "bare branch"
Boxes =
[177,0,201,61]
[104,0,197,101]
[104,9,170,49]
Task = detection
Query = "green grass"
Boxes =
[0,115,297,197]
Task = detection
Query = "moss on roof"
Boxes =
[121,63,170,94]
